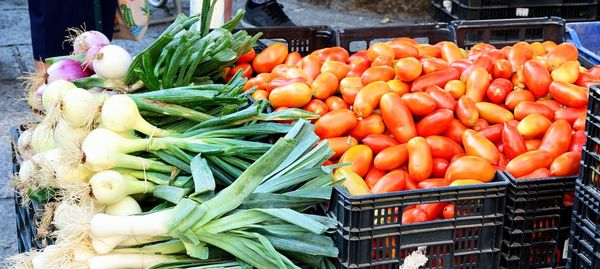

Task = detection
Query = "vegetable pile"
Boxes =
[236,38,593,222]
[9,2,342,269]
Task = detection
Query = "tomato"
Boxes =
[465,68,491,103]
[518,168,552,179]
[517,113,552,139]
[508,42,533,69]
[443,204,455,219]
[449,59,472,74]
[551,61,580,84]
[514,101,554,121]
[573,115,586,131]
[387,80,410,96]
[478,124,503,143]
[381,93,417,143]
[426,85,457,111]
[349,114,385,140]
[228,63,253,80]
[476,102,515,125]
[362,134,399,153]
[547,43,578,71]
[321,61,350,80]
[361,65,395,85]
[506,150,554,178]
[555,107,586,124]
[417,109,454,137]
[237,48,256,64]
[394,57,422,82]
[316,47,350,63]
[575,71,600,88]
[371,170,409,194]
[444,79,466,99]
[523,60,552,98]
[314,109,358,138]
[473,119,490,131]
[401,92,437,116]
[299,55,323,80]
[388,41,419,59]
[269,82,312,108]
[462,129,501,165]
[253,43,288,73]
[325,136,358,159]
[492,59,513,79]
[402,208,428,224]
[284,51,302,66]
[502,123,527,160]
[444,119,468,145]
[548,81,588,108]
[311,72,339,100]
[334,167,370,196]
[445,156,495,182]
[417,44,441,58]
[418,178,452,189]
[411,68,461,92]
[450,179,485,186]
[530,42,546,57]
[487,78,513,104]
[243,73,271,92]
[570,130,586,153]
[405,176,418,190]
[539,120,572,158]
[347,56,370,77]
[367,43,394,62]
[526,139,543,151]
[550,151,581,177]
[407,137,433,181]
[440,42,464,63]
[421,56,450,74]
[303,99,329,116]
[251,89,268,101]
[537,99,562,113]
[416,202,448,220]
[266,77,308,92]
[325,96,348,111]
[461,56,493,81]
[373,144,408,171]
[543,41,558,53]
[339,145,373,177]
[365,166,386,188]
[352,81,390,117]
[431,158,450,178]
[456,96,478,127]
[425,136,465,160]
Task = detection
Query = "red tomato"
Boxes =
[505,90,535,111]
[374,144,409,171]
[514,101,555,121]
[416,202,448,220]
[361,66,395,85]
[550,151,581,177]
[228,63,253,79]
[487,78,513,104]
[506,150,554,178]
[518,168,552,179]
[509,42,533,69]
[402,208,428,224]
[401,92,437,116]
[362,134,399,154]
[421,57,450,74]
[314,109,358,138]
[449,59,472,74]
[426,136,465,160]
[443,204,455,219]
[371,170,409,194]
[411,68,461,92]
[407,137,433,181]
[465,67,491,103]
[321,61,350,80]
[573,115,586,131]
[325,96,348,111]
[555,107,586,124]
[364,167,386,188]
[324,136,358,159]
[548,81,588,108]
[418,178,452,189]
[537,99,562,113]
[547,43,578,71]
[237,48,256,63]
[381,93,417,143]
[266,77,307,92]
[299,55,323,80]
[525,139,543,151]
[431,158,450,178]
[417,109,454,137]
[456,96,479,127]
[461,56,493,81]
[444,119,469,145]
[503,123,527,160]
[492,59,513,79]
[462,129,501,165]
[388,41,419,59]
[253,43,288,73]
[366,43,394,63]
[478,124,503,143]
[570,130,586,153]
[350,114,386,141]
[539,120,572,158]
[426,85,457,111]
[316,47,350,63]
[353,81,391,117]
[445,156,495,182]
[284,51,302,66]
[473,119,490,131]
[303,99,329,116]
[476,102,515,125]
[339,145,373,177]
[523,60,552,98]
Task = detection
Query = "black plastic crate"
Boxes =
[580,116,600,195]
[454,0,597,7]
[588,85,600,130]
[567,183,600,268]
[500,171,576,268]
[240,25,338,55]
[328,172,507,269]
[337,23,454,53]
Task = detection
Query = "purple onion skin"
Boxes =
[47,59,91,82]
[73,31,110,55]
[85,44,107,72]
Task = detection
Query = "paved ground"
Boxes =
[0,0,430,263]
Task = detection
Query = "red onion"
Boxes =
[85,44,107,72]
[47,59,91,83]
[73,31,110,54]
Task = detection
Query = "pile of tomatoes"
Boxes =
[228,38,595,215]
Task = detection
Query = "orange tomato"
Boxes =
[543,41,558,53]
[475,102,514,124]
[421,57,450,74]
[445,156,495,182]
[411,68,461,92]
[478,124,503,143]
[387,80,410,96]
[362,134,399,153]
[251,89,268,101]
[244,73,271,92]
[302,99,329,116]
[402,208,428,224]
[266,77,307,93]
[473,119,490,131]
[253,43,288,73]
[456,96,479,127]
[573,115,586,131]
[443,204,455,219]
[523,60,552,98]
[416,202,448,220]
[517,113,552,139]
[365,167,386,188]
[539,120,572,158]
[407,137,433,181]
[550,151,581,177]
[237,48,256,64]
[339,145,373,177]
[508,42,533,69]
[350,114,386,140]
[417,178,452,189]
[506,150,553,178]
[284,51,302,66]
[299,55,323,80]
[417,109,454,137]
[269,82,311,108]
[547,43,578,71]
[440,42,464,63]
[417,44,441,58]
[394,57,422,82]
[444,119,468,145]
[311,72,339,100]
[361,65,395,85]
[380,93,417,143]
[548,81,588,108]
[525,139,543,151]
[347,57,370,77]
[570,130,586,153]
[387,41,419,59]
[530,42,546,57]
[492,59,513,79]
[401,92,437,116]
[334,167,370,196]
[444,79,466,99]
[367,43,395,63]
[505,90,535,110]
[314,109,358,138]
[461,56,493,81]
[324,136,358,159]
[551,61,580,84]
[555,107,586,124]
[537,99,562,112]
[426,135,465,160]
[462,129,501,165]
[374,144,409,171]
[316,47,350,63]
[325,96,348,111]
[450,59,472,74]
[518,167,552,179]
[514,101,555,121]
[321,61,350,80]
[465,67,491,103]
[228,63,253,79]
[426,85,457,111]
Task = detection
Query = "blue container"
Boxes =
[566,22,600,67]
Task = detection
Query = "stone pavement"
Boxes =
[0,0,429,263]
